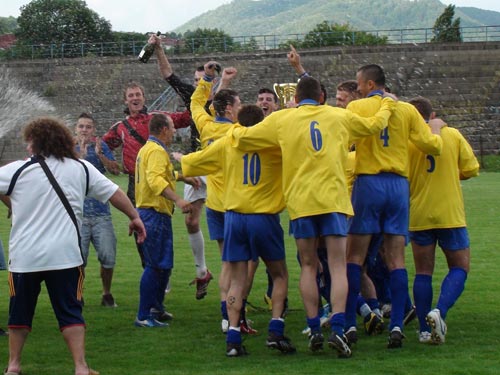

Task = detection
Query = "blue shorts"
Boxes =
[410,227,470,251]
[137,208,173,270]
[290,213,348,239]
[8,267,85,330]
[222,211,285,262]
[81,215,117,268]
[206,207,225,241]
[349,173,409,236]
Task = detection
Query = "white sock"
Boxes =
[189,231,206,278]
[360,303,372,318]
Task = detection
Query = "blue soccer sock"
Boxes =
[307,316,321,335]
[413,274,432,332]
[389,268,408,330]
[138,266,157,320]
[345,263,362,329]
[221,300,229,320]
[436,267,467,320]
[226,327,242,344]
[155,268,171,312]
[330,312,346,336]
[268,318,285,336]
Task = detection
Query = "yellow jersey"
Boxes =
[228,98,395,220]
[408,125,479,230]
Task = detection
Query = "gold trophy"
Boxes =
[273,82,297,109]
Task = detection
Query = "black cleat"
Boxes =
[266,333,296,354]
[226,342,248,357]
[328,333,352,358]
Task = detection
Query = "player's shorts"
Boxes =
[137,208,173,269]
[349,173,409,236]
[222,211,285,262]
[81,215,117,268]
[206,207,225,241]
[410,227,469,251]
[8,267,85,330]
[184,176,207,203]
[290,212,348,239]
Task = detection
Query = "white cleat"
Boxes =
[426,309,447,344]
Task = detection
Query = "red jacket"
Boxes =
[103,109,190,174]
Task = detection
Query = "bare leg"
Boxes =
[264,259,288,319]
[325,235,348,315]
[100,267,113,295]
[61,325,94,375]
[6,327,29,374]
[227,261,248,328]
[296,237,320,318]
[217,239,230,303]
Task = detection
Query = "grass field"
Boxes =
[0,172,499,375]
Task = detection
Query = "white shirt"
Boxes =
[0,156,118,272]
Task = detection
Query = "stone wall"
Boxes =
[1,41,499,164]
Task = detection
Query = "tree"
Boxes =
[431,5,462,43]
[0,16,18,34]
[182,28,237,53]
[280,21,387,49]
[16,0,113,45]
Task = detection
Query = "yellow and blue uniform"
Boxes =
[228,98,395,221]
[182,128,286,261]
[408,126,479,231]
[135,136,176,321]
[190,78,234,213]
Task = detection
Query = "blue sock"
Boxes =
[437,267,467,319]
[268,318,285,336]
[345,263,361,329]
[307,316,321,334]
[138,266,157,320]
[413,274,432,332]
[330,312,345,336]
[226,328,242,344]
[389,268,408,330]
[155,268,171,312]
[221,301,229,320]
[366,298,379,311]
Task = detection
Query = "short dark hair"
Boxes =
[77,112,95,124]
[336,80,358,94]
[357,64,386,87]
[409,96,433,121]
[320,83,328,104]
[213,89,239,117]
[257,88,278,103]
[24,117,79,160]
[237,104,264,127]
[296,76,321,103]
[196,66,204,72]
[149,113,171,135]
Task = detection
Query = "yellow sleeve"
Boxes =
[145,149,171,196]
[347,97,395,142]
[190,79,213,133]
[181,138,224,177]
[409,107,443,156]
[457,129,480,179]
[228,114,278,151]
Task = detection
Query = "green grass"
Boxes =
[0,173,499,374]
[480,154,500,172]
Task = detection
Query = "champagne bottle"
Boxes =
[138,31,161,63]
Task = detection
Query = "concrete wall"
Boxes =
[1,41,499,163]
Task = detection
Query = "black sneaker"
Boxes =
[328,333,352,358]
[387,327,404,349]
[266,333,296,354]
[0,328,8,336]
[308,332,324,352]
[101,294,117,307]
[226,342,248,357]
[345,327,358,347]
[364,312,385,335]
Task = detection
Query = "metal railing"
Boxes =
[1,25,500,60]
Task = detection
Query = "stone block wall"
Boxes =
[1,41,499,164]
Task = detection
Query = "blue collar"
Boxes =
[215,116,233,123]
[367,90,384,98]
[297,99,319,107]
[148,136,168,152]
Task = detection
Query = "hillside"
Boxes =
[174,0,500,36]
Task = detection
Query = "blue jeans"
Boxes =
[81,215,117,268]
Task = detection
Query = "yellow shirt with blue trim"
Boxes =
[408,125,479,230]
[135,139,176,216]
[190,77,234,212]
[347,95,443,177]
[228,98,395,220]
[182,127,285,214]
